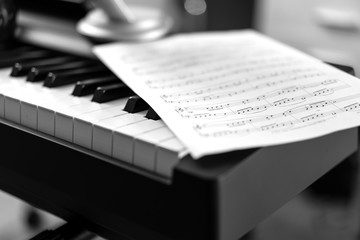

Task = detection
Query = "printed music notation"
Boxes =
[94,30,360,158]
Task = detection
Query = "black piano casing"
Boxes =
[0,118,356,240]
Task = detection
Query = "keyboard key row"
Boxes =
[0,43,187,177]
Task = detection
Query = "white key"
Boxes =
[73,99,128,148]
[0,69,10,118]
[54,97,118,142]
[14,82,48,129]
[0,93,4,118]
[0,69,11,79]
[92,111,147,155]
[0,69,17,118]
[133,127,174,171]
[0,68,9,118]
[0,68,188,177]
[36,87,91,135]
[0,72,27,119]
[4,96,21,123]
[0,69,94,135]
[3,81,46,125]
[56,98,127,143]
[0,79,78,134]
[156,138,188,177]
[0,70,119,138]
[21,101,38,129]
[112,120,165,163]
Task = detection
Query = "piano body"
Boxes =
[0,1,358,240]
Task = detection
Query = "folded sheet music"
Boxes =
[94,30,360,159]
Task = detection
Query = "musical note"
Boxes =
[344,103,360,112]
[163,72,327,104]
[260,121,295,131]
[273,96,306,106]
[177,80,344,112]
[227,121,246,128]
[237,105,269,114]
[189,93,360,129]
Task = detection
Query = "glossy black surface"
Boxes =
[72,76,119,97]
[44,65,110,88]
[124,95,149,113]
[145,107,161,120]
[0,48,55,68]
[11,56,77,77]
[91,83,135,103]
[27,60,95,82]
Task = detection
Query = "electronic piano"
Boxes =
[0,1,358,240]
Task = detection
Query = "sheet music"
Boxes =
[94,30,360,158]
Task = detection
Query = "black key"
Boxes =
[44,65,110,88]
[72,75,119,96]
[92,83,135,103]
[0,45,34,57]
[27,60,96,82]
[124,95,149,113]
[326,62,355,76]
[145,107,161,120]
[0,39,22,49]
[10,56,77,77]
[0,49,55,68]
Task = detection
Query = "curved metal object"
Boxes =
[77,4,174,43]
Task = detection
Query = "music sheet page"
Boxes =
[94,30,360,158]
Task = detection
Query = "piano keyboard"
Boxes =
[0,42,187,179]
[1,38,359,240]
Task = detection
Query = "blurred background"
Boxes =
[257,0,360,78]
[2,0,360,239]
